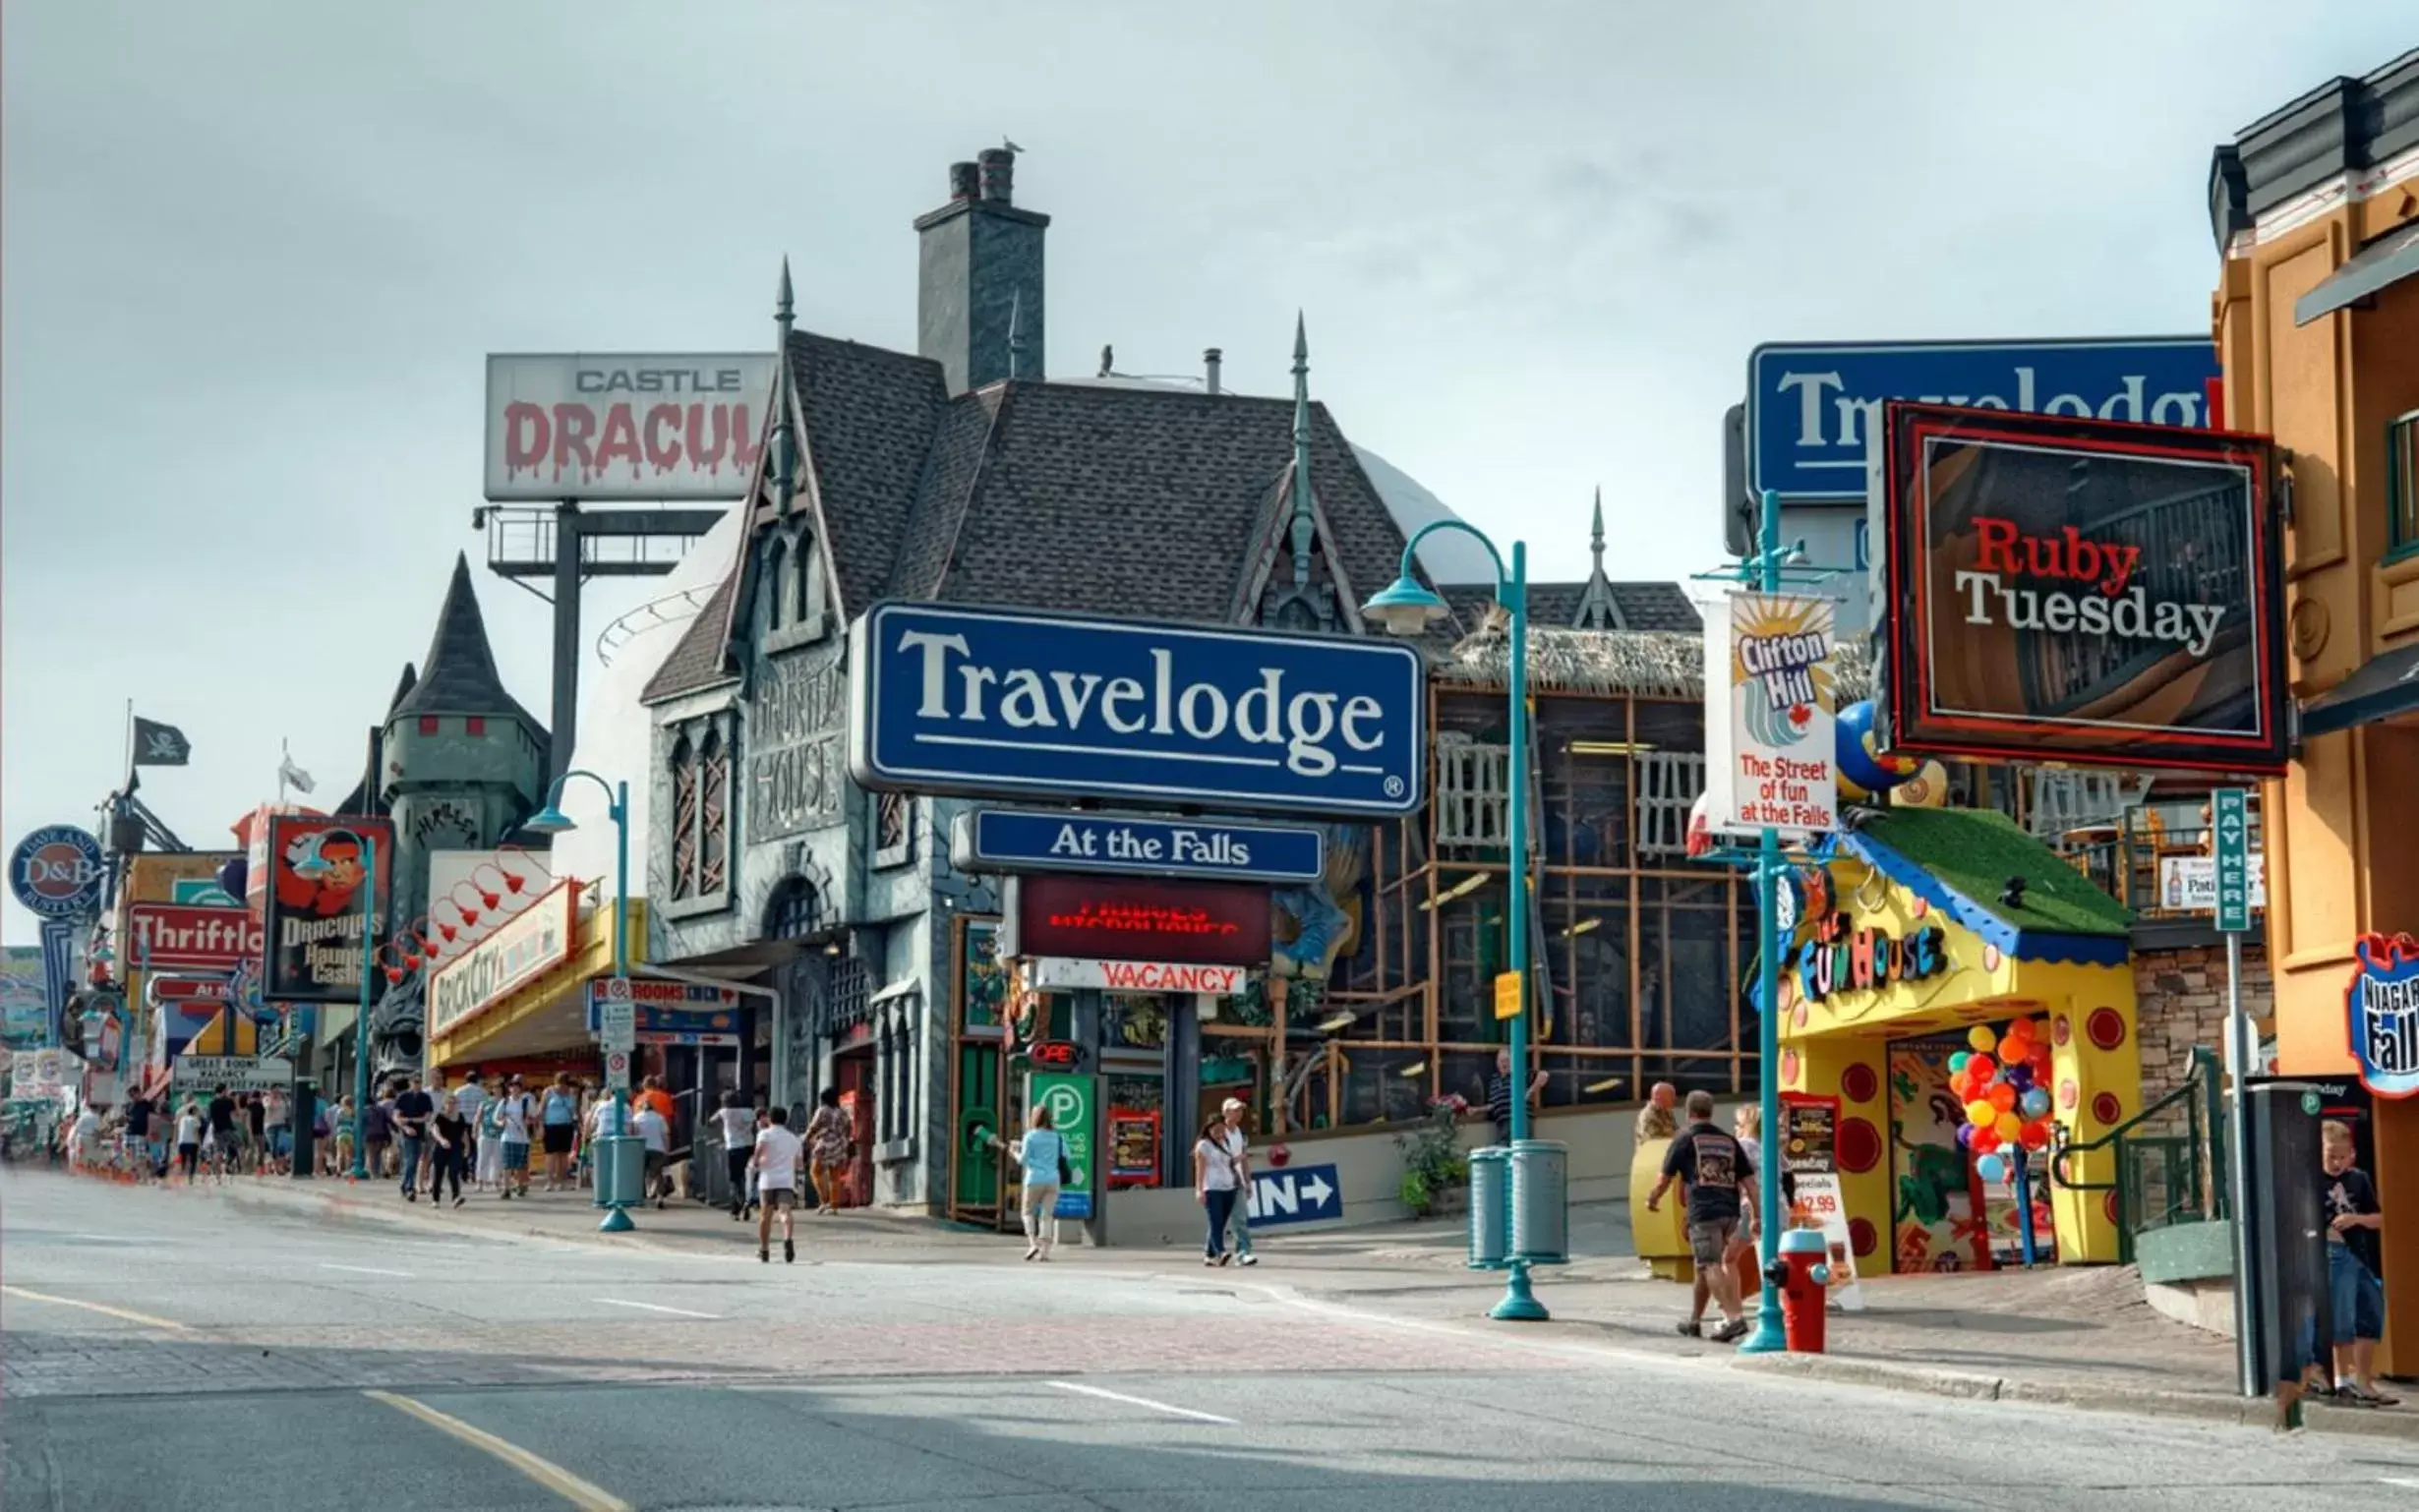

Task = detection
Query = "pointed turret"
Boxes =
[1573,485,1627,631]
[771,259,798,515]
[1288,313,1314,588]
[391,554,543,730]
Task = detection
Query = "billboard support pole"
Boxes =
[350,835,377,1181]
[550,501,581,789]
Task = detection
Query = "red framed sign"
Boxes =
[1009,874,1270,967]
[1876,401,2286,775]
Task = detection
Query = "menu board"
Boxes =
[1778,1094,1837,1175]
[1107,1109,1160,1189]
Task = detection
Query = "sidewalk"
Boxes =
[190,1172,2413,1440]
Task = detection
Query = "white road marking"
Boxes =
[321,1262,413,1277]
[0,1285,190,1331]
[366,1391,633,1511]
[1046,1379,1238,1425]
[590,1297,721,1319]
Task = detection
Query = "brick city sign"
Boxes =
[1007,874,1271,968]
[126,903,264,971]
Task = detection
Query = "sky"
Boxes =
[3,1,2410,943]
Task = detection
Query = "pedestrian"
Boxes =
[803,1086,852,1214]
[495,1076,534,1197]
[1734,1103,1765,1251]
[428,1094,470,1207]
[123,1089,157,1183]
[541,1072,579,1191]
[1215,1097,1259,1266]
[175,1099,203,1184]
[206,1083,240,1181]
[1193,1114,1240,1266]
[474,1079,504,1192]
[70,1102,100,1171]
[1012,1104,1067,1261]
[391,1073,436,1201]
[750,1105,805,1263]
[631,1093,671,1209]
[1486,1047,1547,1147]
[714,1089,755,1219]
[265,1085,291,1176]
[1637,1081,1679,1142]
[328,1094,356,1176]
[1644,1089,1757,1343]
[244,1091,267,1175]
[360,1087,391,1180]
[2321,1120,2396,1406]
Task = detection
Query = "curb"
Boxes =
[1734,1350,2419,1441]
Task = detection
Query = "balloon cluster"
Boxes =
[1950,1018,2055,1185]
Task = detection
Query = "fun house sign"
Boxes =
[849,603,1425,817]
[1875,402,2286,775]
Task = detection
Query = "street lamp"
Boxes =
[1363,520,1549,1323]
[523,769,634,1233]
[295,834,379,1182]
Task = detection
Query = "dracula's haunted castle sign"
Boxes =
[849,603,1425,817]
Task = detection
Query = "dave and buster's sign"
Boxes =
[1875,402,2286,775]
[1005,875,1272,968]
[9,827,105,919]
[2350,933,2419,1099]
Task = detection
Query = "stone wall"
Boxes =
[2134,939,2272,1111]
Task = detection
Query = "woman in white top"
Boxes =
[715,1089,757,1219]
[473,1076,504,1192]
[1193,1116,1241,1266]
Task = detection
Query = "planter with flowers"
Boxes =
[1395,1093,1472,1218]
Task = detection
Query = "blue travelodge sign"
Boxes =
[849,603,1425,817]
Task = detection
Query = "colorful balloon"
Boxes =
[2021,1088,2051,1120]
[1965,1098,1997,1128]
[1949,1051,1972,1074]
[1955,1124,1976,1149]
[1988,1082,2018,1114]
[1976,1153,2007,1184]
[1967,1054,1996,1082]
[1971,1127,2003,1155]
[1968,1025,1997,1054]
[1995,1111,2024,1141]
[2018,1121,2051,1151]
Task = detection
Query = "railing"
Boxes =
[2048,804,2265,922]
[2050,1045,2223,1264]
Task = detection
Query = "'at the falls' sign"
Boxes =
[1701,591,1838,840]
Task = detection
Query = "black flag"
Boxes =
[132,716,192,766]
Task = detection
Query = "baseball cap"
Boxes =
[1220,1097,1246,1113]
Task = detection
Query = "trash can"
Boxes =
[1507,1139,1569,1265]
[592,1134,644,1211]
[1468,1145,1511,1270]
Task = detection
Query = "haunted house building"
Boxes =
[637,149,1707,1213]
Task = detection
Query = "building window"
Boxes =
[466,717,486,736]
[2391,409,2419,560]
[874,791,913,868]
[419,716,440,735]
[698,729,729,896]
[669,735,698,901]
[765,877,824,941]
[1635,752,1706,857]
[763,537,789,631]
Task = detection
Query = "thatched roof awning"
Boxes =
[1441,623,1874,703]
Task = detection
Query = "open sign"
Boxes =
[1030,1041,1085,1070]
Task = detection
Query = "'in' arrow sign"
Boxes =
[1243,1162,1342,1228]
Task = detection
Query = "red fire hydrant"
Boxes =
[1762,1228,1832,1354]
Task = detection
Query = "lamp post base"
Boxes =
[598,1204,635,1234]
[1489,1260,1551,1322]
[1736,1300,1788,1355]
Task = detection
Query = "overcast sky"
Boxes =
[3,2,2408,942]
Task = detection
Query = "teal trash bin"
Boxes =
[1467,1145,1511,1271]
[1507,1139,1569,1265]
[592,1134,644,1210]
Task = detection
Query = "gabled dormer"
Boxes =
[1234,317,1364,634]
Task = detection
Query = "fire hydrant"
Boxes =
[1762,1228,1832,1354]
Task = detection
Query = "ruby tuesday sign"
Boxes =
[849,603,1425,817]
[1878,402,2286,775]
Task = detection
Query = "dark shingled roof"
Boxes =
[639,576,739,705]
[391,554,547,734]
[784,331,950,618]
[1440,582,1700,634]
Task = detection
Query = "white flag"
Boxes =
[278,754,316,794]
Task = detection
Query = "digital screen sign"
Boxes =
[1012,875,1272,967]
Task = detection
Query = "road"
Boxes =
[5,1170,2416,1511]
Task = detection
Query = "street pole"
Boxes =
[1738,487,1789,1356]
[529,770,636,1232]
[2225,925,2255,1393]
[1493,540,1550,1323]
[350,834,376,1180]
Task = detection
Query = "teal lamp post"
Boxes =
[1363,521,1549,1323]
[294,834,380,1182]
[522,770,634,1233]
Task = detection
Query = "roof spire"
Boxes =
[1573,485,1626,631]
[1289,312,1313,588]
[771,258,796,515]
[1007,288,1026,380]
[1589,485,1605,575]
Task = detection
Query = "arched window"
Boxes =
[697,728,729,896]
[669,734,697,901]
[765,877,823,941]
[761,537,788,632]
[794,530,824,632]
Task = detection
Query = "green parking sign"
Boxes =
[1028,1070,1097,1220]
[2213,788,2251,934]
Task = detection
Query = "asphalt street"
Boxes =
[6,1170,2419,1511]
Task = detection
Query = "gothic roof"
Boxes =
[642,330,1429,702]
[1438,581,1701,635]
[390,554,547,734]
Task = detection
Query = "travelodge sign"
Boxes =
[849,602,1425,817]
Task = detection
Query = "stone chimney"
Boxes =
[915,148,1048,394]
[1204,348,1223,395]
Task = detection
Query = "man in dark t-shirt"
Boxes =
[206,1086,239,1174]
[391,1076,436,1201]
[124,1094,156,1179]
[1646,1089,1757,1343]
[2322,1120,2393,1406]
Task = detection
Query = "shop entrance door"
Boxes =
[1888,1034,1992,1274]
[835,1052,874,1208]
[950,1040,1004,1224]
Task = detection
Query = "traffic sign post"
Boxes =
[603,1049,632,1090]
[2211,785,2258,1398]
